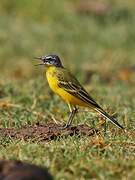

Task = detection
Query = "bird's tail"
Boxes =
[95,107,124,130]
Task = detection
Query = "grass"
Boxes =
[0,0,135,179]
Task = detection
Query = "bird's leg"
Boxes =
[61,105,77,129]
[67,106,78,127]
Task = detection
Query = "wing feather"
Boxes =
[58,81,100,108]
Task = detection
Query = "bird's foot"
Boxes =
[59,124,71,130]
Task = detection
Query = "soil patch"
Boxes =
[0,123,98,141]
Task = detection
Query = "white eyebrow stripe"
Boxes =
[45,56,55,60]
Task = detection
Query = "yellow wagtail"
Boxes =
[35,54,124,130]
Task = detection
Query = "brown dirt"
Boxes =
[75,0,111,16]
[0,123,98,141]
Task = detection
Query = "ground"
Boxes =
[0,0,135,179]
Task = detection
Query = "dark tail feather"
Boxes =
[95,108,124,130]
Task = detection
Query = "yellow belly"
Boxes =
[55,87,87,106]
[46,68,87,107]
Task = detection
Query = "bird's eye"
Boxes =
[46,58,51,61]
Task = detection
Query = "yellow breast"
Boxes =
[46,66,59,93]
[46,66,88,107]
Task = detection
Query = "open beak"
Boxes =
[34,56,45,66]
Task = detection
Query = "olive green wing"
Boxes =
[57,69,100,108]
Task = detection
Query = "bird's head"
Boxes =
[34,54,63,68]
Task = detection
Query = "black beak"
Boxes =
[34,57,42,60]
[34,56,45,66]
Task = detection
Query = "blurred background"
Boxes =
[0,0,135,79]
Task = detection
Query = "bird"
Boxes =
[35,54,124,130]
